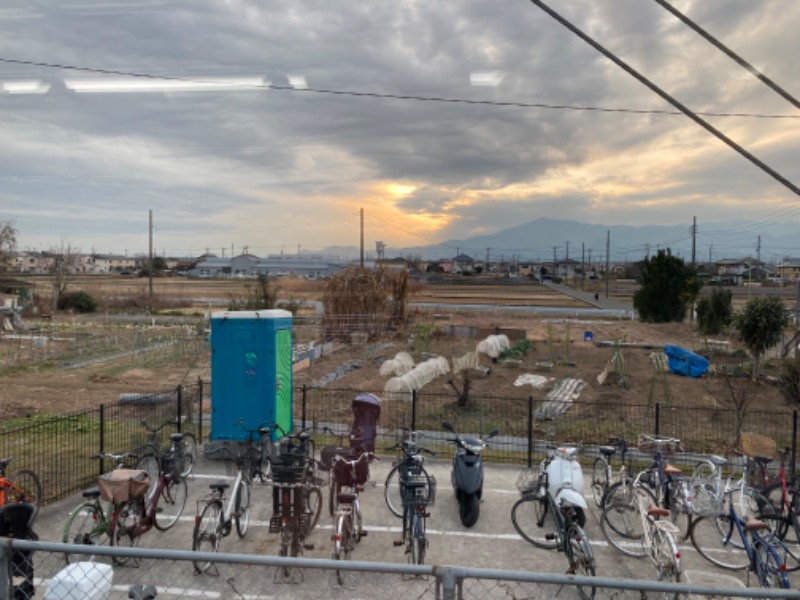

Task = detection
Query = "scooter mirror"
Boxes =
[442,421,454,432]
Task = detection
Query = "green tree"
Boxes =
[735,295,789,378]
[58,290,97,313]
[633,249,700,323]
[0,219,17,272]
[696,288,733,335]
[228,273,278,310]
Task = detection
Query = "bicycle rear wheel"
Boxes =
[63,503,108,565]
[235,479,251,538]
[511,495,558,549]
[136,451,160,499]
[192,500,222,574]
[567,523,596,600]
[333,513,351,585]
[9,468,43,507]
[600,482,650,558]
[689,515,749,570]
[590,457,608,508]
[154,476,188,531]
[178,433,197,478]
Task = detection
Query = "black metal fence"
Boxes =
[0,380,203,505]
[2,379,797,507]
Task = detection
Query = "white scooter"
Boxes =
[540,445,588,527]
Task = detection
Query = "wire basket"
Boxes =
[689,480,725,517]
[405,473,436,506]
[515,468,541,495]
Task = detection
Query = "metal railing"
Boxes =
[2,539,798,600]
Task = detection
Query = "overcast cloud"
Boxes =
[1,0,798,259]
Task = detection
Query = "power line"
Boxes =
[0,57,797,120]
[528,0,800,199]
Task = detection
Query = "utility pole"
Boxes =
[552,246,558,279]
[581,243,585,291]
[691,216,697,266]
[605,230,610,299]
[565,241,570,261]
[148,209,153,300]
[360,208,364,268]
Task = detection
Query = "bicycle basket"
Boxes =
[161,455,182,479]
[332,455,369,487]
[405,473,436,506]
[689,480,725,516]
[515,468,539,495]
[98,469,150,503]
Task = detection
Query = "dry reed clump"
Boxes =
[322,266,408,341]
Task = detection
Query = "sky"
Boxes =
[1,0,799,260]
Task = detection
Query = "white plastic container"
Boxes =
[44,562,113,600]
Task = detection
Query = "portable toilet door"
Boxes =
[209,309,293,441]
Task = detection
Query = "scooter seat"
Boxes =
[599,446,616,457]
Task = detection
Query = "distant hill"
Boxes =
[318,218,800,264]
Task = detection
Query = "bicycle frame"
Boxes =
[633,482,681,579]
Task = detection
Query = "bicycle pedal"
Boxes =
[545,534,556,540]
[424,512,430,518]
[303,543,315,551]
[359,530,368,537]
[393,540,403,547]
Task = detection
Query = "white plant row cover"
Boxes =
[476,334,510,358]
[379,351,415,377]
[384,355,450,402]
[513,374,553,389]
[452,350,479,374]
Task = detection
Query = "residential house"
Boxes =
[777,258,800,282]
[716,257,767,285]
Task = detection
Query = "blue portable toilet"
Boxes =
[209,309,293,442]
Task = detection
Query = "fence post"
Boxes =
[792,410,798,480]
[198,377,204,443]
[302,385,307,430]
[98,404,106,478]
[527,396,534,469]
[176,385,183,432]
[0,541,10,600]
[655,402,660,436]
[412,389,417,431]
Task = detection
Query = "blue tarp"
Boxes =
[664,344,709,378]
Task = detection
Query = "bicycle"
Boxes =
[111,442,189,565]
[191,439,260,575]
[609,434,695,539]
[690,485,791,589]
[392,467,435,565]
[590,436,631,508]
[269,429,323,580]
[330,451,375,584]
[0,457,43,512]
[62,452,150,565]
[601,470,681,598]
[511,447,596,600]
[134,419,197,489]
[383,430,436,518]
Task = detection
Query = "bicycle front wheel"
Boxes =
[410,513,426,565]
[689,515,749,570]
[384,464,430,518]
[136,452,160,499]
[591,457,608,508]
[111,499,141,565]
[192,500,223,574]
[304,485,322,534]
[600,482,651,558]
[754,538,791,589]
[154,476,188,531]
[235,479,251,538]
[333,513,351,585]
[9,468,43,508]
[63,503,108,565]
[178,433,197,478]
[511,495,558,550]
[653,525,681,599]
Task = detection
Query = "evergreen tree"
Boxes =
[633,249,700,323]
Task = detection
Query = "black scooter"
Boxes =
[442,421,499,527]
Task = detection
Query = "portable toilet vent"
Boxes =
[209,309,293,441]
